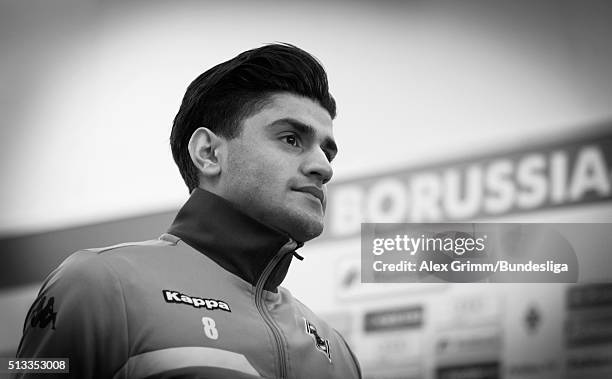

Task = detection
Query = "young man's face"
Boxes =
[218,92,337,242]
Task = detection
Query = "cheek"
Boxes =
[226,146,285,192]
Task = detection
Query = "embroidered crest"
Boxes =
[304,318,331,362]
[29,296,57,330]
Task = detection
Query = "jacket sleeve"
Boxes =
[335,330,362,379]
[15,251,129,379]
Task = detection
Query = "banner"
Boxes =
[321,129,612,242]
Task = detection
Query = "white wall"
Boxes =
[1,0,611,235]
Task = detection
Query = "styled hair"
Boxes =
[170,43,336,192]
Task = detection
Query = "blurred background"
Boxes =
[1,0,611,378]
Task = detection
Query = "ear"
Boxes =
[188,127,224,178]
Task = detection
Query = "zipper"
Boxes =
[254,239,297,379]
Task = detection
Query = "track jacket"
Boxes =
[16,188,361,379]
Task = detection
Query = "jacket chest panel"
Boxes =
[120,278,278,378]
[270,306,341,378]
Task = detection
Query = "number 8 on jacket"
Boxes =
[201,317,219,340]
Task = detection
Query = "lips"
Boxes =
[294,186,325,204]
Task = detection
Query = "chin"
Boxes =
[292,220,324,242]
[277,211,324,243]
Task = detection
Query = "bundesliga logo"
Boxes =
[163,290,231,312]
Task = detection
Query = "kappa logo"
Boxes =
[163,290,231,312]
[304,318,331,362]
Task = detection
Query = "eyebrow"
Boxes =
[270,117,338,161]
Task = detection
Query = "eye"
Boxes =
[283,135,299,147]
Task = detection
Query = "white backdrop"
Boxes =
[1,0,611,235]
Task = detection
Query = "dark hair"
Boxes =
[170,43,336,192]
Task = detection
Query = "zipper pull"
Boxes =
[290,239,304,260]
[292,251,304,261]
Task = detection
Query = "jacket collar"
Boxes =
[167,188,300,291]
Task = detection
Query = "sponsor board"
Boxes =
[505,361,560,379]
[358,306,424,372]
[566,344,612,379]
[565,284,612,377]
[363,366,423,379]
[364,306,423,333]
[436,361,500,379]
[437,293,501,328]
[566,308,612,347]
[434,292,502,373]
[358,333,422,373]
[567,283,612,309]
[502,285,564,379]
[435,327,501,361]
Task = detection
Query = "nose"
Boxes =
[301,147,333,185]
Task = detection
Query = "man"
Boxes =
[16,43,361,379]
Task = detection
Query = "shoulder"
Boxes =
[42,235,177,292]
[80,234,179,261]
[277,287,337,337]
[278,287,323,321]
[65,234,178,272]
